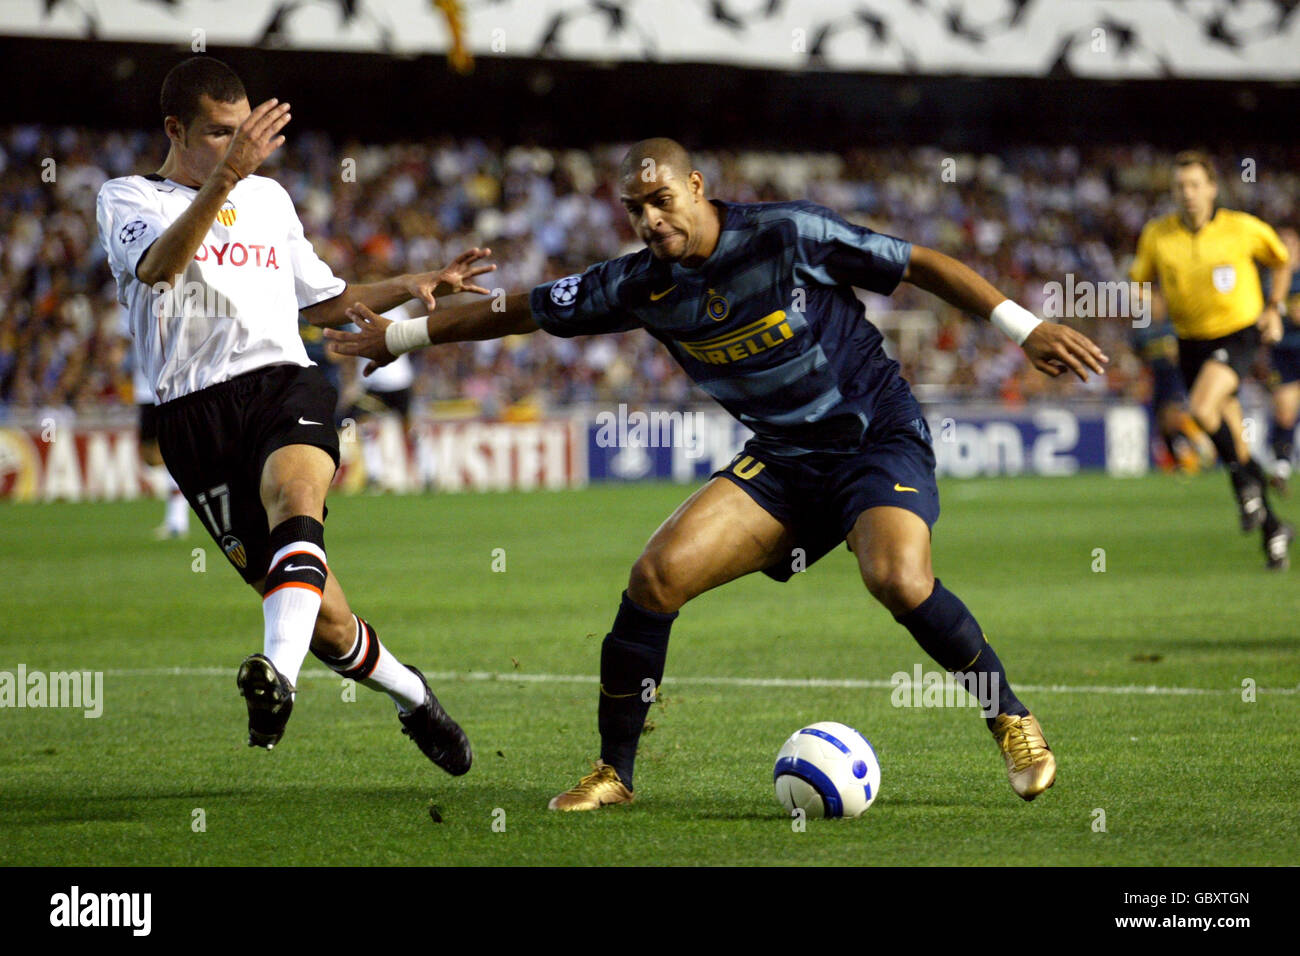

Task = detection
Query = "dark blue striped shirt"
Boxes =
[530,200,914,454]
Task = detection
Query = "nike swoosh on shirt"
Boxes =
[298,417,323,426]
[649,286,677,301]
[894,483,918,493]
[283,564,325,578]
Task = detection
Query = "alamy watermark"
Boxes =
[594,404,704,459]
[49,886,150,936]
[0,665,103,718]
[150,274,237,321]
[1042,275,1152,328]
[890,664,998,716]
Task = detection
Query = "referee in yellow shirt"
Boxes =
[1131,151,1294,568]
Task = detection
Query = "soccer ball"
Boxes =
[773,721,881,818]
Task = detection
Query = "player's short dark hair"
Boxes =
[618,138,695,183]
[1173,150,1217,185]
[160,57,246,126]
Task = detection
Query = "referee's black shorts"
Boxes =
[155,363,340,583]
[1177,324,1260,390]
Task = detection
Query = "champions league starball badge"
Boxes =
[550,274,581,307]
[119,220,148,244]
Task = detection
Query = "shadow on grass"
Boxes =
[1,778,585,818]
[1150,637,1299,654]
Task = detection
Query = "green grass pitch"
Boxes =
[1,473,1297,866]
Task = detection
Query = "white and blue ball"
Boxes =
[773,721,881,818]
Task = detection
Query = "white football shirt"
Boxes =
[96,173,346,402]
[117,306,156,404]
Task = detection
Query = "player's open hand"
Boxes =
[324,303,395,376]
[220,99,291,181]
[1258,305,1283,346]
[401,249,494,313]
[1022,322,1109,382]
[434,247,496,297]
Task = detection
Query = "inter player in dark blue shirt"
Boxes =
[328,139,1108,808]
[1132,318,1212,472]
[1265,227,1300,491]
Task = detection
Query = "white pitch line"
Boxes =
[89,667,1300,697]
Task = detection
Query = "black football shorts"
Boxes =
[137,403,159,444]
[155,363,340,584]
[1178,325,1260,390]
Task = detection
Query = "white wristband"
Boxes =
[989,300,1043,346]
[383,318,432,356]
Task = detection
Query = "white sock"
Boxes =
[362,426,384,485]
[144,463,170,498]
[262,538,327,688]
[165,477,189,534]
[320,616,426,712]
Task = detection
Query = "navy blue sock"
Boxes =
[598,591,675,790]
[1271,418,1294,468]
[894,579,1028,730]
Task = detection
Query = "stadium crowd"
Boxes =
[2,125,1297,419]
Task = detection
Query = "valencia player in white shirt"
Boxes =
[96,57,492,770]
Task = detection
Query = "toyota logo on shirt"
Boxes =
[192,242,280,268]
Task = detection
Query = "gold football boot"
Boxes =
[546,761,635,811]
[992,713,1056,801]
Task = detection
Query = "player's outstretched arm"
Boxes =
[324,293,539,375]
[136,99,291,286]
[302,248,496,328]
[1259,260,1292,345]
[903,244,1108,382]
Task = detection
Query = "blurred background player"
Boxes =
[122,309,190,537]
[344,304,416,491]
[330,138,1110,808]
[1264,226,1300,493]
[96,55,487,768]
[1132,317,1212,474]
[298,313,342,406]
[1130,151,1294,568]
[350,320,414,430]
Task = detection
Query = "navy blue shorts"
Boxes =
[1149,357,1188,410]
[712,412,939,582]
[1271,345,1300,386]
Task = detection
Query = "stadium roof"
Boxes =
[13,0,1300,80]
